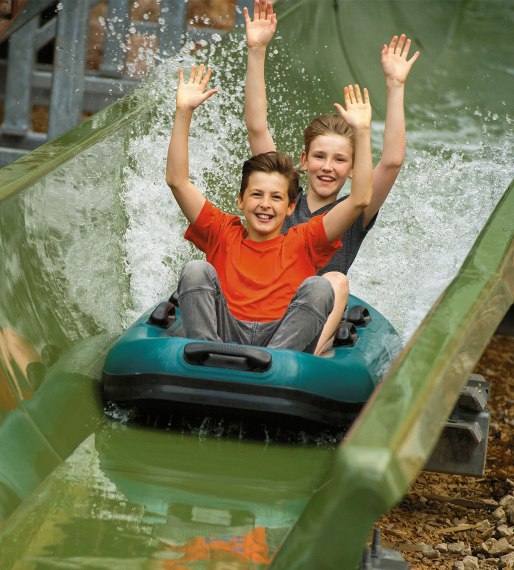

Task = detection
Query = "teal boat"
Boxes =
[102,293,401,427]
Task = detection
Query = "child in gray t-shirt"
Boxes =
[243,1,419,353]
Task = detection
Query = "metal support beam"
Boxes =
[0,61,138,112]
[360,529,409,569]
[0,0,56,43]
[34,18,56,51]
[48,0,89,140]
[99,0,130,77]
[158,0,188,56]
[1,16,37,136]
[424,374,490,476]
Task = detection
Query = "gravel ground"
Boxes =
[377,334,514,569]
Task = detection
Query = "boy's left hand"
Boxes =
[381,34,420,86]
[334,85,371,130]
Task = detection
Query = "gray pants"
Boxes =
[177,260,334,354]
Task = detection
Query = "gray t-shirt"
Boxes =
[281,190,378,275]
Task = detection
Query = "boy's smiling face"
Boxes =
[301,133,353,205]
[238,171,295,242]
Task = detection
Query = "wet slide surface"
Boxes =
[0,1,513,568]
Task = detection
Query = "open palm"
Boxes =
[244,0,276,48]
[334,85,371,130]
[176,65,218,111]
[381,34,420,85]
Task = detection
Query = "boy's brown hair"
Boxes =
[303,114,354,156]
[240,151,299,205]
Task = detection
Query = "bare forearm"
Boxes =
[382,81,406,168]
[245,46,276,154]
[166,108,192,191]
[351,127,373,208]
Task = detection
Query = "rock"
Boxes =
[493,506,507,523]
[500,550,514,568]
[462,556,480,570]
[453,563,465,570]
[497,524,514,538]
[399,542,434,553]
[435,542,449,553]
[500,495,514,508]
[477,519,492,532]
[447,541,472,555]
[483,537,514,557]
[423,547,440,559]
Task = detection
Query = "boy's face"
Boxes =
[301,134,353,204]
[238,171,295,242]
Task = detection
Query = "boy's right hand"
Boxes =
[244,0,276,49]
[334,85,371,131]
[176,65,218,111]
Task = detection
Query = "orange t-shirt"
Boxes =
[160,527,271,567]
[184,200,341,322]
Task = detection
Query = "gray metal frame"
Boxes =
[0,0,253,167]
[424,374,491,476]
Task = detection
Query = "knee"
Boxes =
[297,276,335,314]
[178,260,216,289]
[322,271,349,298]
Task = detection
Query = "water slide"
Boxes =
[0,0,512,567]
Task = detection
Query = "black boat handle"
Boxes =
[184,342,272,372]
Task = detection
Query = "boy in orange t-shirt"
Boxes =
[166,65,372,353]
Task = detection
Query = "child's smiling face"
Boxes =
[238,171,295,242]
[301,133,354,204]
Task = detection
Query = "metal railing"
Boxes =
[0,0,252,167]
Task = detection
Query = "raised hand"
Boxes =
[381,34,420,85]
[244,0,277,49]
[334,85,371,130]
[176,65,218,111]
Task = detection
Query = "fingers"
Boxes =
[333,102,344,117]
[188,64,207,84]
[202,88,219,102]
[408,50,421,65]
[389,35,399,52]
[260,0,266,19]
[388,33,420,60]
[184,64,214,89]
[396,34,407,56]
[344,84,365,106]
[251,0,273,21]
[200,67,212,89]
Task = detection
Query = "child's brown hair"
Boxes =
[240,151,299,205]
[303,114,354,156]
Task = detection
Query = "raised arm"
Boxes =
[166,65,218,224]
[244,0,277,155]
[365,34,420,226]
[323,85,372,242]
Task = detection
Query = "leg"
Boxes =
[177,260,221,341]
[267,276,334,353]
[177,260,249,343]
[314,272,349,356]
